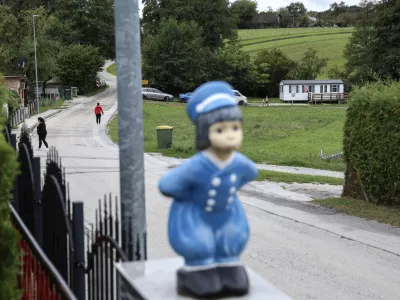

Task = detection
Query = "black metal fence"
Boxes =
[4,124,127,299]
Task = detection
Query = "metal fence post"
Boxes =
[33,157,43,247]
[114,0,147,261]
[72,202,85,300]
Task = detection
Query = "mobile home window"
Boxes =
[289,85,292,93]
[296,85,299,93]
[324,85,327,93]
[320,85,323,93]
[281,85,283,93]
[331,85,338,92]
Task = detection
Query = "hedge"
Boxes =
[343,81,400,205]
[0,79,20,298]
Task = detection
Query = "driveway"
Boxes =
[28,62,400,300]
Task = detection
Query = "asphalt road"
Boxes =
[31,64,400,300]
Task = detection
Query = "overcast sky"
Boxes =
[138,1,362,15]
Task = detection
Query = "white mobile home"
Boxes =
[279,80,345,102]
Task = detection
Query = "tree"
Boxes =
[0,6,61,81]
[56,44,105,94]
[230,0,258,29]
[286,2,307,17]
[343,11,378,83]
[253,48,296,97]
[142,18,212,94]
[369,0,400,79]
[53,0,115,59]
[141,0,237,49]
[211,37,254,94]
[292,48,328,80]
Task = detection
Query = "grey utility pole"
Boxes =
[114,0,147,261]
[33,15,40,114]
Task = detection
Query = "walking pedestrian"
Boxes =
[94,103,104,124]
[37,117,49,150]
[263,94,269,106]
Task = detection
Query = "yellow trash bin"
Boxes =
[156,125,174,149]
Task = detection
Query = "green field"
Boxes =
[238,27,354,78]
[108,102,346,171]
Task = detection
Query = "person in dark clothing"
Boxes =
[37,117,49,150]
[94,103,104,124]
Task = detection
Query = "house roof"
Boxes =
[46,77,63,84]
[3,74,26,79]
[281,80,344,85]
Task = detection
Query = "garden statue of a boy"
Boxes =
[158,81,258,298]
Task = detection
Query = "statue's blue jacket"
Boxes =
[159,150,258,267]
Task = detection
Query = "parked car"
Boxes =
[142,87,173,101]
[179,92,192,103]
[232,90,248,106]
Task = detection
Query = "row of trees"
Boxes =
[0,0,114,95]
[141,0,329,97]
[331,0,400,89]
[230,0,379,29]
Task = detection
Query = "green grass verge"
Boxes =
[83,85,109,97]
[313,197,400,227]
[238,27,354,78]
[108,102,346,171]
[257,170,343,185]
[39,100,64,113]
[247,97,281,104]
[107,63,117,76]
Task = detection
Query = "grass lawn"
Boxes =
[83,85,109,97]
[107,63,117,76]
[257,170,343,185]
[248,97,281,104]
[39,100,64,114]
[313,197,400,227]
[108,101,346,171]
[238,27,354,78]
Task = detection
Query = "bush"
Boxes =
[6,90,21,114]
[343,81,400,205]
[0,80,20,298]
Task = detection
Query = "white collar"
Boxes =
[202,149,235,169]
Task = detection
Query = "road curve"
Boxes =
[29,63,400,300]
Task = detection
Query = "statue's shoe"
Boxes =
[217,264,249,296]
[177,266,222,298]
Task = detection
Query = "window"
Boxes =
[331,85,338,92]
[154,89,161,93]
[296,85,299,93]
[309,85,314,93]
[234,91,240,96]
[289,85,292,93]
[324,85,327,93]
[281,86,283,93]
[320,85,323,93]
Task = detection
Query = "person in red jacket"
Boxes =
[94,103,104,124]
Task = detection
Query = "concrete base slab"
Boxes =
[116,257,292,300]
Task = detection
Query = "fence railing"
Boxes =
[10,204,77,300]
[4,123,128,299]
[8,103,36,127]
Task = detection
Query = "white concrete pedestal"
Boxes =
[116,257,292,300]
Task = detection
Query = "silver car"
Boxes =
[142,87,173,102]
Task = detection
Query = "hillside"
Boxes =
[238,27,354,78]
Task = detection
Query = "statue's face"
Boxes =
[208,120,243,151]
